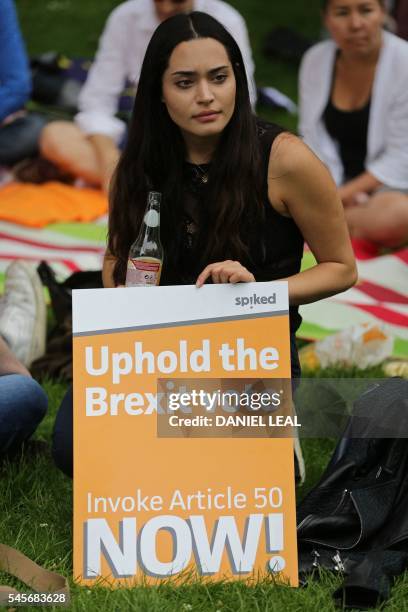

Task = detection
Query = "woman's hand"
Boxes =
[196,260,255,288]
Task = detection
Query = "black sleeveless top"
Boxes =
[323,98,370,180]
[160,120,304,333]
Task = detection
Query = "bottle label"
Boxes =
[126,258,162,287]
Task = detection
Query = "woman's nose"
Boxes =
[196,79,214,103]
[349,10,363,29]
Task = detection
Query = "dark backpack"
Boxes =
[297,378,408,609]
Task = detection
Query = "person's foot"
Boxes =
[12,156,74,184]
[0,261,46,367]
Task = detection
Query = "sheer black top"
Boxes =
[160,120,304,333]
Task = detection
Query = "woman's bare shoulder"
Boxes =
[267,131,338,213]
[268,132,320,178]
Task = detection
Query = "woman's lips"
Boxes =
[193,111,221,123]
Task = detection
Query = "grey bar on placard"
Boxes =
[73,309,289,337]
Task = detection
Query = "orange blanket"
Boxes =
[0,182,107,227]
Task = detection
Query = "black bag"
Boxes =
[297,378,408,609]
[30,52,81,111]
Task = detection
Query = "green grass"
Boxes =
[3,2,408,610]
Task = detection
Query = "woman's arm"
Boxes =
[268,134,357,306]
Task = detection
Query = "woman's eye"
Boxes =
[213,74,227,83]
[176,80,192,89]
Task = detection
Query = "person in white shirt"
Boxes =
[299,0,408,248]
[40,0,256,193]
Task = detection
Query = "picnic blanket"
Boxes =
[0,217,406,357]
[0,182,107,227]
[299,242,408,358]
[0,218,106,282]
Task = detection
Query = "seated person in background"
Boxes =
[0,0,48,169]
[40,0,256,193]
[299,0,408,248]
[0,262,47,460]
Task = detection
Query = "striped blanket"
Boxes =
[299,246,408,358]
[0,219,406,357]
[0,218,107,280]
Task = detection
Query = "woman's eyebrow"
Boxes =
[208,65,229,75]
[171,70,195,76]
[171,65,229,77]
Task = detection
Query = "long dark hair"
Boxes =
[109,11,263,286]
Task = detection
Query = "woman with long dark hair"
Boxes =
[52,12,357,477]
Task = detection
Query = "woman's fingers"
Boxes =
[196,261,254,287]
[195,264,215,287]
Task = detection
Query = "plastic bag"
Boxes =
[299,323,394,370]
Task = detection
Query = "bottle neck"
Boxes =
[141,220,160,245]
[130,190,162,256]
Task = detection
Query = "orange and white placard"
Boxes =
[72,282,298,586]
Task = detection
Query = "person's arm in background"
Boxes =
[337,173,383,207]
[0,0,31,122]
[74,6,128,190]
[224,12,257,108]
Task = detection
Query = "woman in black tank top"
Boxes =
[51,13,357,477]
[106,12,357,360]
[106,13,356,339]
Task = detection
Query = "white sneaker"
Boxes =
[0,261,46,367]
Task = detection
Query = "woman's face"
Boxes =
[162,38,236,143]
[324,0,385,56]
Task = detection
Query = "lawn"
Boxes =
[1,1,406,610]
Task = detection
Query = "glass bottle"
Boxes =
[125,191,163,287]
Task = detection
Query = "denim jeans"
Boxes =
[0,374,48,455]
[0,113,49,165]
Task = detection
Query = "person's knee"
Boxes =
[40,120,80,161]
[0,114,48,165]
[0,375,47,450]
[17,375,48,424]
[347,192,408,246]
[370,193,408,246]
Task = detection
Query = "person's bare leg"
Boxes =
[40,121,102,186]
[0,336,29,377]
[345,192,408,248]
